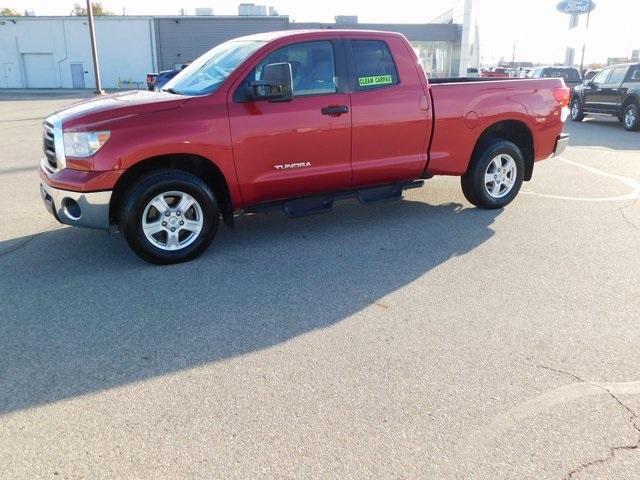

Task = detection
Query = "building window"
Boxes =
[410,41,452,78]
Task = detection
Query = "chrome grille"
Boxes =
[43,122,57,170]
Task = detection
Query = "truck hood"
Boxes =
[53,90,190,129]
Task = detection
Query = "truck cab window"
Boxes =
[351,40,399,90]
[254,41,337,96]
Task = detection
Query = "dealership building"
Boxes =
[0,2,479,89]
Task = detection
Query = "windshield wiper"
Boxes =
[161,87,180,94]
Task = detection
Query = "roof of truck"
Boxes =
[235,29,406,42]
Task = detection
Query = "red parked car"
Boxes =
[40,30,570,264]
[481,67,510,78]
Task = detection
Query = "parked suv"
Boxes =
[570,63,640,131]
[531,66,582,91]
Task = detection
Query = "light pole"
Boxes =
[578,0,592,74]
[86,0,104,94]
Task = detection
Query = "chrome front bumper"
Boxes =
[40,181,112,230]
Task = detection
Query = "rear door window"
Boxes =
[350,40,399,91]
[606,66,627,85]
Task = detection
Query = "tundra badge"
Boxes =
[274,162,312,170]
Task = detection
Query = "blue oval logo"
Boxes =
[557,0,596,15]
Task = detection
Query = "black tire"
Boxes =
[622,102,640,132]
[461,139,525,209]
[570,97,585,122]
[119,169,219,265]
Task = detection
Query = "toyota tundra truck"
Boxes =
[40,30,570,264]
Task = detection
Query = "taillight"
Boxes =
[553,87,570,107]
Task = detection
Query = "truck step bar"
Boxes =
[246,180,424,218]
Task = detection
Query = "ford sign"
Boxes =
[557,0,596,15]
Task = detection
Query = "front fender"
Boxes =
[92,99,243,208]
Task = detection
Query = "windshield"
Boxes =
[163,40,265,96]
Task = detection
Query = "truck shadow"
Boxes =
[0,198,500,414]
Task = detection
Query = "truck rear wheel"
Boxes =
[461,139,524,209]
[119,169,219,264]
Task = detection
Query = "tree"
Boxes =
[1,7,22,16]
[72,2,114,16]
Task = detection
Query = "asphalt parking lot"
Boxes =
[1,92,639,479]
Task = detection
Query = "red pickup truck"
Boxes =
[40,30,570,264]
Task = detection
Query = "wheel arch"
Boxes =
[570,90,584,106]
[469,120,535,181]
[622,93,640,110]
[109,153,234,228]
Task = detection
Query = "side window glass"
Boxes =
[630,67,640,82]
[592,68,610,85]
[351,40,399,91]
[606,67,627,85]
[254,41,337,96]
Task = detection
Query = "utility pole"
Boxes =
[86,0,105,94]
[511,42,516,67]
[579,0,592,74]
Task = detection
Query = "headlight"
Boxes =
[63,131,110,158]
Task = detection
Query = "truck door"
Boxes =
[228,39,352,207]
[345,37,432,187]
[584,67,611,112]
[601,65,629,113]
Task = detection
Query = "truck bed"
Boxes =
[429,77,524,84]
[426,77,567,177]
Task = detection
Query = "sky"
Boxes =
[3,0,639,65]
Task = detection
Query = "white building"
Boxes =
[194,8,214,16]
[238,4,268,16]
[0,16,156,89]
[0,8,473,90]
[432,0,481,76]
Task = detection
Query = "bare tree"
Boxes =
[1,7,22,16]
[72,2,114,16]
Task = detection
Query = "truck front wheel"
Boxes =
[119,169,219,264]
[461,139,525,209]
[622,102,640,131]
[570,98,584,122]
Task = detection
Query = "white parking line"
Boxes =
[454,378,640,457]
[522,157,640,202]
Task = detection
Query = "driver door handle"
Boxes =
[321,105,349,116]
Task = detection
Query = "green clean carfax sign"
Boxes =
[358,75,393,87]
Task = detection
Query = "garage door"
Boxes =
[22,53,58,88]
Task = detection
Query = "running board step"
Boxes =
[284,196,334,218]
[357,184,404,204]
[246,180,424,218]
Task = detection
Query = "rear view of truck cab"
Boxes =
[39,30,569,265]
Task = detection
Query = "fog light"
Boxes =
[62,197,81,220]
